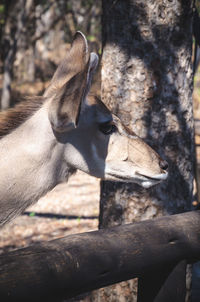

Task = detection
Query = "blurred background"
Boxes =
[0,0,101,107]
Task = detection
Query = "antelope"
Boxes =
[0,32,168,227]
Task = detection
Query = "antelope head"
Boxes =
[45,32,168,188]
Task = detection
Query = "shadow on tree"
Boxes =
[99,0,195,230]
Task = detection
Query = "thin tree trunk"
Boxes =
[1,45,16,110]
[1,1,17,110]
[24,0,35,83]
[1,0,35,109]
[91,0,195,301]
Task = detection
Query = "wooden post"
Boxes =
[0,211,200,302]
[137,260,187,302]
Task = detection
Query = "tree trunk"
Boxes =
[1,0,35,109]
[1,0,17,110]
[91,0,195,301]
[1,0,26,109]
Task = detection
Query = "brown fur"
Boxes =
[0,96,45,138]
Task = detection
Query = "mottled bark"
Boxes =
[1,0,35,109]
[91,0,195,301]
[1,0,18,110]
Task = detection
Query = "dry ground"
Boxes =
[0,171,100,254]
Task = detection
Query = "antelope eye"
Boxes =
[99,122,117,135]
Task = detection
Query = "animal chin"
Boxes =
[138,172,168,188]
[104,168,168,186]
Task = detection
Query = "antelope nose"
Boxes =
[159,159,168,171]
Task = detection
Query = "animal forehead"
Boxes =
[112,115,138,138]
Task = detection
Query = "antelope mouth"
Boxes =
[137,171,168,188]
[104,170,168,188]
[138,172,168,181]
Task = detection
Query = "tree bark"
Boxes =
[1,0,36,110]
[91,0,195,301]
[1,0,17,110]
[1,0,29,109]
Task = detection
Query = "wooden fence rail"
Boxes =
[0,211,200,301]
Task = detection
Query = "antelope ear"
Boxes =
[44,31,89,98]
[47,33,99,132]
[84,52,99,97]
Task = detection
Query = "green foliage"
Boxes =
[196,0,200,14]
[82,0,94,8]
[77,216,81,222]
[87,35,96,42]
[0,4,4,25]
[66,2,72,11]
[29,212,36,217]
[0,5,4,13]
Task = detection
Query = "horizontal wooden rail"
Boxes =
[0,211,200,301]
